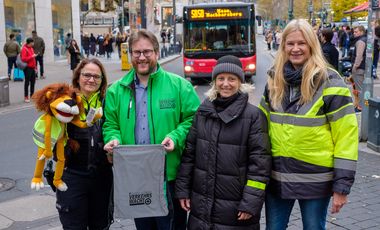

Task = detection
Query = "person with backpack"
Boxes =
[21,37,38,103]
[3,33,20,80]
[56,58,113,229]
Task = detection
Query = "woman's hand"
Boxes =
[331,192,348,214]
[237,211,252,220]
[179,198,191,212]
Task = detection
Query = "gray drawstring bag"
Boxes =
[113,145,168,219]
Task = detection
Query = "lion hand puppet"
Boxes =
[30,83,102,192]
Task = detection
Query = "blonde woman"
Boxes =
[176,55,271,229]
[259,19,358,230]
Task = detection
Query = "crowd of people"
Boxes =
[2,18,363,230]
[266,20,380,113]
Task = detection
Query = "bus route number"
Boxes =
[191,9,205,19]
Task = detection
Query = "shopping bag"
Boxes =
[113,145,168,219]
[13,68,25,81]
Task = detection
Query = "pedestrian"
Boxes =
[320,28,339,70]
[260,19,358,230]
[68,39,81,73]
[56,58,113,229]
[21,37,38,103]
[339,26,351,58]
[175,55,271,229]
[3,33,20,80]
[65,33,72,64]
[90,33,97,56]
[115,32,123,59]
[104,33,113,59]
[32,30,46,79]
[265,30,273,50]
[103,29,200,230]
[373,25,380,79]
[161,30,166,43]
[82,32,90,58]
[351,25,367,112]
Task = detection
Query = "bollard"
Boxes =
[367,97,380,152]
[0,76,10,107]
[121,43,131,71]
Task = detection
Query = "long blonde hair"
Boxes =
[268,19,328,109]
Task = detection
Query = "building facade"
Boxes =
[0,0,81,75]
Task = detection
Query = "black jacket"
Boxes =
[176,93,271,230]
[322,42,339,70]
[65,121,111,173]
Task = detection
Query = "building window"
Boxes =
[81,0,89,11]
[52,0,72,58]
[4,0,35,45]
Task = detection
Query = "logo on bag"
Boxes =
[129,192,152,206]
[159,99,176,109]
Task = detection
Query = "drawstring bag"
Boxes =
[113,145,168,219]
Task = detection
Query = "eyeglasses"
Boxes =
[81,72,103,82]
[131,49,154,58]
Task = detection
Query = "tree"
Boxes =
[331,0,368,22]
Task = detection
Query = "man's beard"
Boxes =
[134,60,156,76]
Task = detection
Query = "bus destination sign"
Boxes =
[189,8,249,20]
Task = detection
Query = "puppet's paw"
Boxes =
[31,178,45,191]
[54,180,68,192]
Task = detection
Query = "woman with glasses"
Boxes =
[56,58,114,229]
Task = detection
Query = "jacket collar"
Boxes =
[120,63,163,88]
[199,93,248,124]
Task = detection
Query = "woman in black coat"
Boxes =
[176,55,271,230]
[68,39,81,73]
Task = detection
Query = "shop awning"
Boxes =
[343,1,380,14]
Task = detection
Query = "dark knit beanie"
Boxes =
[212,55,244,82]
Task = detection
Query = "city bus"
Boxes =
[183,2,256,82]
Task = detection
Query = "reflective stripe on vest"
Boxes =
[271,170,333,183]
[32,115,64,150]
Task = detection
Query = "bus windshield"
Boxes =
[184,19,255,59]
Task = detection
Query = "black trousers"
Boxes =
[23,67,36,97]
[35,55,44,76]
[56,166,113,230]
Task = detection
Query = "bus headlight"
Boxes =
[184,65,194,72]
[246,63,256,71]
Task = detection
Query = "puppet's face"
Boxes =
[49,93,80,123]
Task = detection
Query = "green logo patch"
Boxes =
[159,99,176,109]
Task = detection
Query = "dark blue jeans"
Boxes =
[134,180,187,230]
[265,192,330,230]
[7,56,17,77]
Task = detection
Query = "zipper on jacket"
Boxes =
[127,97,132,119]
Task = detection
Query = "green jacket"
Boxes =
[103,64,200,181]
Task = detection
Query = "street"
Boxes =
[0,35,379,230]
